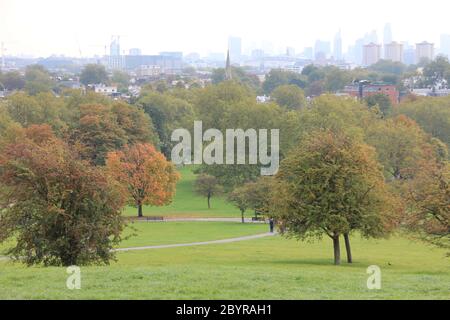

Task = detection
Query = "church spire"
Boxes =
[225,49,232,80]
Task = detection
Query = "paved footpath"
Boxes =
[114,232,276,252]
[0,233,277,259]
[134,217,266,223]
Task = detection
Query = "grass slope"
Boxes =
[122,166,242,218]
[0,223,448,300]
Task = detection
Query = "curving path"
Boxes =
[114,232,276,252]
[0,233,277,260]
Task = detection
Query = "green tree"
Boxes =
[80,64,108,85]
[111,70,130,93]
[194,174,224,209]
[263,69,307,94]
[272,130,398,265]
[271,84,306,110]
[138,91,195,157]
[0,126,126,266]
[395,96,450,148]
[0,71,25,91]
[365,93,393,117]
[227,186,250,223]
[423,56,450,86]
[24,64,54,95]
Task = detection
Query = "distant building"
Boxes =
[363,43,381,66]
[302,47,313,60]
[333,30,343,61]
[286,47,296,57]
[403,44,416,65]
[416,42,434,63]
[160,52,183,59]
[315,40,331,59]
[93,84,118,96]
[384,42,404,63]
[110,37,120,57]
[136,65,161,77]
[251,49,265,59]
[383,23,393,45]
[228,36,242,61]
[124,55,182,74]
[343,82,399,105]
[129,48,142,56]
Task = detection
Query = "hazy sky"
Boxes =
[1,0,448,57]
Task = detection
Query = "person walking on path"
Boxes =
[269,218,274,233]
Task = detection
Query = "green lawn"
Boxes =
[118,221,268,248]
[0,222,449,300]
[122,166,243,218]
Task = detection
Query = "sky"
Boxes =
[1,0,449,58]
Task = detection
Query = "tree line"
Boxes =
[0,63,448,266]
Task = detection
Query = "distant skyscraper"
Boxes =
[314,40,331,59]
[333,30,343,60]
[440,34,450,58]
[363,43,381,66]
[384,23,393,44]
[384,42,403,63]
[403,43,416,65]
[110,36,120,56]
[416,42,434,63]
[303,47,313,60]
[228,36,242,61]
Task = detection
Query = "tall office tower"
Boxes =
[384,42,403,63]
[416,42,434,63]
[314,40,331,59]
[440,34,450,58]
[384,23,393,44]
[228,36,242,61]
[363,43,381,66]
[403,43,415,65]
[333,30,343,60]
[110,36,120,56]
[303,47,313,60]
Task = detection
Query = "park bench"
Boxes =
[145,216,164,221]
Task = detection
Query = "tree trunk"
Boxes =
[138,203,143,218]
[344,233,353,263]
[332,235,341,265]
[207,195,211,209]
[241,210,245,223]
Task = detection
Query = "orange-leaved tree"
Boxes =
[106,143,179,217]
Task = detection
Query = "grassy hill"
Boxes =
[1,222,448,299]
[122,166,243,218]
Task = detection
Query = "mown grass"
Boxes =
[0,223,448,300]
[122,166,243,218]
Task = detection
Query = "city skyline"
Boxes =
[1,0,449,58]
